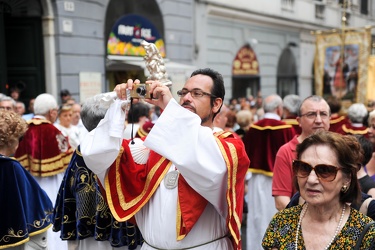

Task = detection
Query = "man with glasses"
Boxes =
[272,95,331,211]
[0,96,16,111]
[243,94,295,250]
[81,68,250,250]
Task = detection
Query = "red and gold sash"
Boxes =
[105,132,249,250]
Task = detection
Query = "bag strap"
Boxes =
[354,221,375,250]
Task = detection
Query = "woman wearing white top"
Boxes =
[55,104,80,149]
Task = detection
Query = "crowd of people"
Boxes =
[1,69,375,249]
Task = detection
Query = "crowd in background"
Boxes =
[2,85,375,249]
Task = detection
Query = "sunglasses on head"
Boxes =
[292,159,342,182]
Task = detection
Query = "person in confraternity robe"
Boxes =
[336,102,369,136]
[81,68,250,250]
[14,93,73,250]
[243,94,295,250]
[53,94,143,250]
[0,110,53,249]
[326,95,349,133]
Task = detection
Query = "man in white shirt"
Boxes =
[81,68,249,250]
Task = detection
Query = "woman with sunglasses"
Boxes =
[262,130,375,249]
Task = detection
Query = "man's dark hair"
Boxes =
[190,68,225,120]
[354,135,373,166]
[127,102,150,123]
[60,89,71,97]
[326,96,341,114]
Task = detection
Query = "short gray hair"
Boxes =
[298,95,330,116]
[81,94,110,132]
[283,94,301,115]
[347,103,368,123]
[0,96,16,107]
[34,93,58,115]
[263,94,282,113]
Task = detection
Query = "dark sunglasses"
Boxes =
[292,160,342,182]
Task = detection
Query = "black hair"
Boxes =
[127,102,150,123]
[60,89,71,97]
[190,68,225,120]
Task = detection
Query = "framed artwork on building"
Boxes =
[314,28,372,104]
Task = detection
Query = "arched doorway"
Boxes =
[277,46,298,98]
[232,44,260,99]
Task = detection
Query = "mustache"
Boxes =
[182,102,196,112]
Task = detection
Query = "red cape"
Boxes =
[15,118,73,176]
[105,131,249,249]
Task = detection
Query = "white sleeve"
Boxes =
[81,99,126,185]
[144,99,228,218]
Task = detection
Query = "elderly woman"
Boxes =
[262,131,375,249]
[0,110,53,249]
[54,104,80,149]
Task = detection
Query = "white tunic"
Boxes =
[82,99,233,249]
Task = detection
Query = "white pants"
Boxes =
[246,174,277,250]
[11,232,48,250]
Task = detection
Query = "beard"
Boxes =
[182,102,212,125]
[200,114,211,125]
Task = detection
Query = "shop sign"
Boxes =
[107,14,165,57]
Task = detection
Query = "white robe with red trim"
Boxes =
[82,98,249,250]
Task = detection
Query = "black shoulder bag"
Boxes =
[354,221,375,250]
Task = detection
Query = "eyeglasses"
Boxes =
[299,111,330,120]
[292,159,342,182]
[177,89,217,99]
[0,106,13,111]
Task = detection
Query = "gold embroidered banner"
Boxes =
[367,55,375,103]
[314,28,372,103]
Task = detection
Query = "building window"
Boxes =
[361,0,368,14]
[281,0,294,12]
[315,2,326,19]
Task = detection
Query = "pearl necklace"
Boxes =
[295,203,346,250]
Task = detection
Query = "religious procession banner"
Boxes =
[314,28,372,103]
[367,55,375,103]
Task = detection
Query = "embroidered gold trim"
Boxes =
[342,124,368,135]
[0,223,51,249]
[330,116,346,124]
[248,168,273,177]
[214,134,241,245]
[105,146,171,222]
[283,119,299,125]
[28,119,51,125]
[251,124,293,130]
